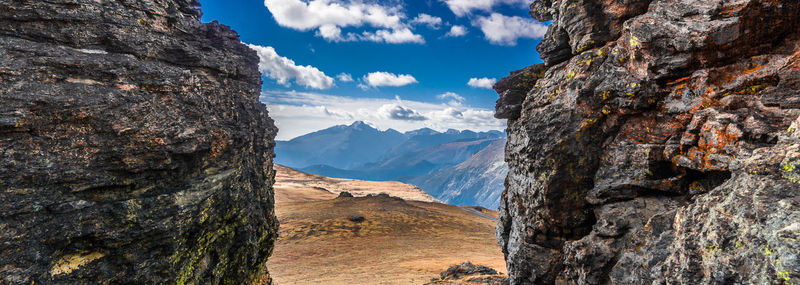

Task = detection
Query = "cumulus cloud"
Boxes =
[467,77,497,89]
[357,83,371,90]
[437,92,465,106]
[445,25,468,37]
[474,13,548,46]
[247,44,335,89]
[337,73,354,82]
[261,91,505,140]
[441,0,529,17]
[264,0,424,44]
[411,13,443,29]
[359,28,425,44]
[378,104,428,121]
[363,72,418,87]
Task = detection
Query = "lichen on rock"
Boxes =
[0,0,278,284]
[495,0,800,284]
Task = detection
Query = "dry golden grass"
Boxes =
[268,165,505,284]
[273,165,440,203]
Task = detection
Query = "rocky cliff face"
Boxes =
[0,0,278,284]
[495,0,800,284]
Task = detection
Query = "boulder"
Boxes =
[0,0,278,283]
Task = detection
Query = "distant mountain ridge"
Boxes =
[401,139,508,209]
[304,138,497,181]
[275,121,407,169]
[275,121,503,170]
[274,121,507,208]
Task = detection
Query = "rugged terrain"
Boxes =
[495,0,800,284]
[0,0,278,283]
[277,122,509,208]
[275,121,408,170]
[268,165,506,284]
[273,164,439,203]
[276,121,503,173]
[404,138,508,209]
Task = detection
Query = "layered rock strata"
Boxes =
[0,0,278,283]
[495,0,800,283]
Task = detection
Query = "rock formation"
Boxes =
[0,0,278,284]
[426,262,507,285]
[495,0,799,284]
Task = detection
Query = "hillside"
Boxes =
[276,122,509,208]
[274,121,407,170]
[273,165,439,203]
[403,139,508,209]
[275,121,504,171]
[304,138,497,181]
[268,165,506,284]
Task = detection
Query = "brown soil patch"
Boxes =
[268,165,505,284]
[274,164,439,203]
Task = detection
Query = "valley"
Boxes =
[268,166,506,284]
[275,122,508,209]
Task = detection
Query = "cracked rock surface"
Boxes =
[0,0,278,284]
[495,0,800,284]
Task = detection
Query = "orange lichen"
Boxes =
[666,77,690,86]
[208,131,229,160]
[742,64,766,75]
[683,124,741,170]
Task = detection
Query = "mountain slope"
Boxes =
[276,121,504,177]
[275,121,407,169]
[404,139,507,209]
[380,129,504,160]
[274,164,438,203]
[268,165,505,284]
[304,138,497,181]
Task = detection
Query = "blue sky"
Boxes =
[200,0,546,139]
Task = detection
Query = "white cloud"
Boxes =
[316,25,345,41]
[436,92,464,102]
[411,13,443,29]
[264,0,425,44]
[467,77,497,89]
[247,44,334,89]
[474,13,548,46]
[445,25,468,37]
[337,73,353,82]
[261,90,506,140]
[363,72,418,87]
[359,28,425,44]
[378,104,428,121]
[442,0,529,17]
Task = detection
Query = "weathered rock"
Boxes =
[426,262,508,285]
[440,262,500,280]
[0,0,278,284]
[494,64,546,120]
[348,214,365,223]
[496,0,800,284]
[534,0,652,66]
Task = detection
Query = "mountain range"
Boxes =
[401,138,507,209]
[274,121,508,208]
